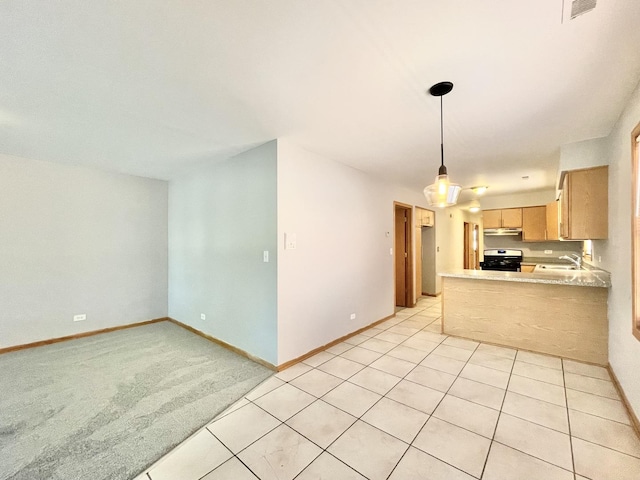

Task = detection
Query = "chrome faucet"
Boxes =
[559,253,582,269]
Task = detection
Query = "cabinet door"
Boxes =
[546,200,559,240]
[522,206,546,241]
[501,208,523,228]
[568,166,608,239]
[482,209,502,229]
[521,264,536,273]
[560,174,570,239]
[422,210,434,226]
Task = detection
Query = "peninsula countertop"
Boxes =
[439,268,611,288]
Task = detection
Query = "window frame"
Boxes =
[632,121,640,341]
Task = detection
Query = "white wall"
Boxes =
[595,80,640,415]
[432,208,483,292]
[276,141,430,364]
[558,137,608,189]
[479,189,557,210]
[0,154,168,348]
[168,142,278,365]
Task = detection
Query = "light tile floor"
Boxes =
[138,297,640,480]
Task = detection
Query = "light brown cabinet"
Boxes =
[416,208,434,227]
[521,264,536,273]
[483,208,522,229]
[559,166,608,240]
[546,200,559,241]
[522,206,547,242]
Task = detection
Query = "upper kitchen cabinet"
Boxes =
[559,165,608,240]
[416,207,434,227]
[545,200,559,241]
[522,206,546,241]
[482,208,522,229]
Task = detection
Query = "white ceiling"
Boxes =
[1,1,639,200]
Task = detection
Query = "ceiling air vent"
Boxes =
[570,0,597,19]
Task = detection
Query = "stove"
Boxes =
[480,249,523,272]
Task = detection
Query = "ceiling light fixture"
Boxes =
[471,186,489,195]
[424,81,461,208]
[469,200,481,213]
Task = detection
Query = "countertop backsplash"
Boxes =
[483,234,583,261]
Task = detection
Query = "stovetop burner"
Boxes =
[480,249,523,272]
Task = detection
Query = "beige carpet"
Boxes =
[0,321,273,480]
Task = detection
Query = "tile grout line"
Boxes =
[230,302,438,479]
[310,307,447,479]
[297,303,440,479]
[386,335,484,479]
[561,359,579,480]
[162,298,633,480]
[170,320,535,478]
[479,346,518,479]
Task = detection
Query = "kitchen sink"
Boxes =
[534,264,579,271]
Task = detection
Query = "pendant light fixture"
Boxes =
[424,81,461,208]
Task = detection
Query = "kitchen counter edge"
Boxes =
[439,269,611,288]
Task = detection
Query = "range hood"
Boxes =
[483,228,523,236]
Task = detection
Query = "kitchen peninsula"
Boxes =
[440,268,610,365]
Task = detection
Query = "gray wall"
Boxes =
[0,154,168,348]
[421,227,436,294]
[168,141,278,365]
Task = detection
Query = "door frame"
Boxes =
[394,202,414,308]
[464,222,470,269]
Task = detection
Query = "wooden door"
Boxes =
[482,209,502,229]
[501,208,523,228]
[522,206,546,241]
[394,205,411,307]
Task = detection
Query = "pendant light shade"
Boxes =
[424,81,461,208]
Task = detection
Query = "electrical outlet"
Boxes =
[73,314,86,322]
[544,250,552,254]
[350,313,356,320]
[200,313,206,320]
[263,250,269,262]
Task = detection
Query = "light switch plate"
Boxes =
[285,233,297,250]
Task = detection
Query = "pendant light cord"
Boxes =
[440,95,444,168]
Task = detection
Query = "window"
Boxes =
[632,122,640,341]
[583,240,592,262]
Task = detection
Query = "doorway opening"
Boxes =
[394,202,414,307]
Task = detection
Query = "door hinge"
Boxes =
[404,252,408,258]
